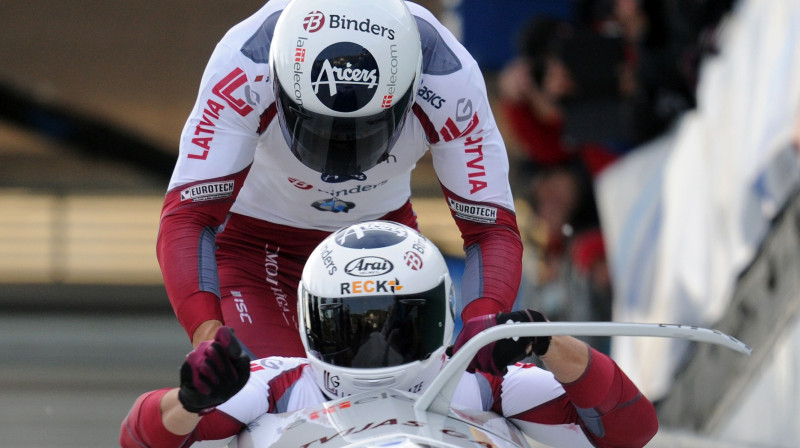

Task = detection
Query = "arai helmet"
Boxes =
[298,220,455,398]
[270,0,422,176]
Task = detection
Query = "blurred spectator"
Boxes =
[502,0,735,350]
[497,6,631,341]
[613,0,735,144]
[498,16,622,326]
[566,228,612,353]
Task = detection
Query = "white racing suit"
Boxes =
[120,348,658,447]
[158,0,523,357]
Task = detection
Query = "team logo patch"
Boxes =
[311,197,355,213]
[417,85,445,109]
[309,401,350,420]
[323,370,339,396]
[303,11,325,33]
[340,278,403,294]
[447,198,498,223]
[180,180,235,202]
[334,222,407,249]
[288,177,313,190]
[311,42,379,112]
[319,244,338,275]
[381,94,393,109]
[329,14,396,40]
[345,256,394,277]
[212,68,255,117]
[403,251,423,270]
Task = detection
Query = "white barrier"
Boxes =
[596,0,800,400]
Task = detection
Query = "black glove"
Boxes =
[447,309,550,376]
[178,326,251,414]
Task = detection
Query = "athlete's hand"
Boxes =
[447,309,551,376]
[178,326,251,414]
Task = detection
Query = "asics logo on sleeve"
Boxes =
[417,85,445,109]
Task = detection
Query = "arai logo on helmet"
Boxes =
[311,42,379,112]
[335,222,408,249]
[345,256,394,277]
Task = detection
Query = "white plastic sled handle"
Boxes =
[415,321,752,415]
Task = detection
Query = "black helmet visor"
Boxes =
[274,71,414,177]
[302,280,446,368]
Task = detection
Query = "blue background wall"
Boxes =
[456,0,577,71]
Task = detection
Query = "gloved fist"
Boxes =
[178,326,251,415]
[448,309,550,376]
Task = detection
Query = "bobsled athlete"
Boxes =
[158,0,524,358]
[122,221,658,448]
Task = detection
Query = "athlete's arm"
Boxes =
[429,94,524,323]
[120,388,191,448]
[119,388,246,448]
[499,337,659,448]
[159,34,270,345]
[120,327,254,447]
[160,389,202,435]
[411,14,523,322]
[550,338,658,447]
[538,335,591,383]
[157,167,251,347]
[448,195,523,321]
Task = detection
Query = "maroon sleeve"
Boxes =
[502,348,657,448]
[120,389,190,448]
[560,348,659,447]
[156,166,251,341]
[440,187,523,322]
[120,389,248,448]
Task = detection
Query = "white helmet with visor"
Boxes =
[298,220,455,398]
[270,0,422,176]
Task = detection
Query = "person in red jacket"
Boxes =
[158,0,523,358]
[121,221,658,448]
